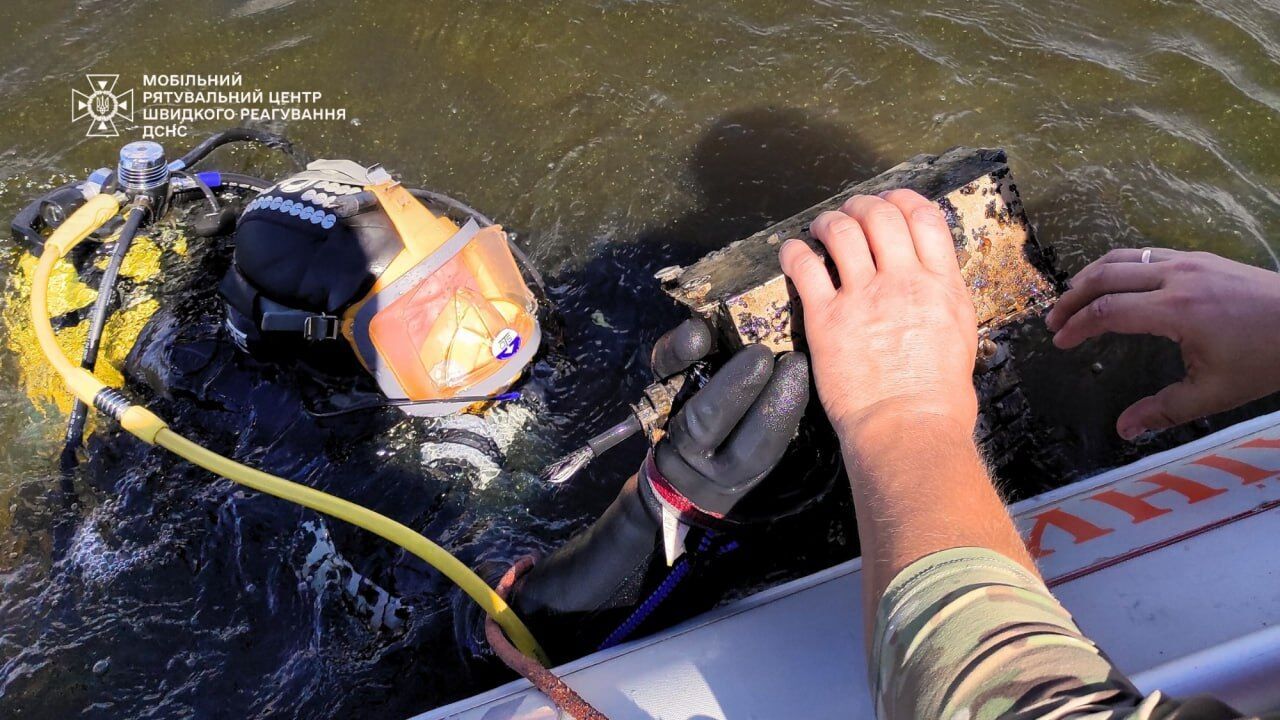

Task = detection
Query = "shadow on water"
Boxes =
[530,104,882,478]
[0,107,883,719]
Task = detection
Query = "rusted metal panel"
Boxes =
[658,147,1061,353]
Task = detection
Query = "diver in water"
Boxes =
[218,157,819,660]
[211,158,553,634]
[12,137,827,712]
[220,159,541,416]
[12,146,558,667]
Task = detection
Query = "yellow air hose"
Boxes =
[30,194,547,664]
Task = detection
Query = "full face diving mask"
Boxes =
[219,161,540,416]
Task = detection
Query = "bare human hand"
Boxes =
[778,190,978,451]
[1046,248,1280,440]
[780,190,1036,619]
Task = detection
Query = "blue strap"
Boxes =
[597,533,739,650]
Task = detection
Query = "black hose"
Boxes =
[59,204,147,471]
[213,172,272,192]
[168,172,271,197]
[586,415,642,456]
[174,128,305,171]
[171,170,220,213]
[306,391,522,418]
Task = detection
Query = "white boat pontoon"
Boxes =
[420,409,1280,719]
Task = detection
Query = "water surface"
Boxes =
[1,1,1278,718]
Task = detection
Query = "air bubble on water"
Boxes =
[421,441,502,489]
[419,413,504,489]
[485,402,536,456]
[64,521,135,586]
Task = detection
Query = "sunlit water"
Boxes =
[1,1,1279,718]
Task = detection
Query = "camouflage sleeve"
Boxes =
[868,547,1239,720]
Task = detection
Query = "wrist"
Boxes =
[836,406,976,468]
[640,451,728,527]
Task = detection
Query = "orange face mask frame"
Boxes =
[341,180,540,416]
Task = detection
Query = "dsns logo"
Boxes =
[71,74,133,138]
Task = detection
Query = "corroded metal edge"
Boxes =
[660,147,1062,353]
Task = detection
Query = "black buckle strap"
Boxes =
[302,315,340,341]
[260,308,340,341]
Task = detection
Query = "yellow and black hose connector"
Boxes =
[29,194,546,664]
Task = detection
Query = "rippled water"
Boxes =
[1,1,1279,718]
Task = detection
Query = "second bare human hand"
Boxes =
[1046,248,1280,440]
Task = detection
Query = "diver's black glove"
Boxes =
[650,317,715,379]
[509,327,808,651]
[643,341,810,523]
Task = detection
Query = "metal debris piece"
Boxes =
[631,372,688,444]
[659,147,1061,353]
[658,147,1066,475]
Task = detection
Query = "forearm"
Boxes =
[869,547,1217,720]
[838,412,1037,638]
[515,474,658,618]
[855,418,1231,720]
